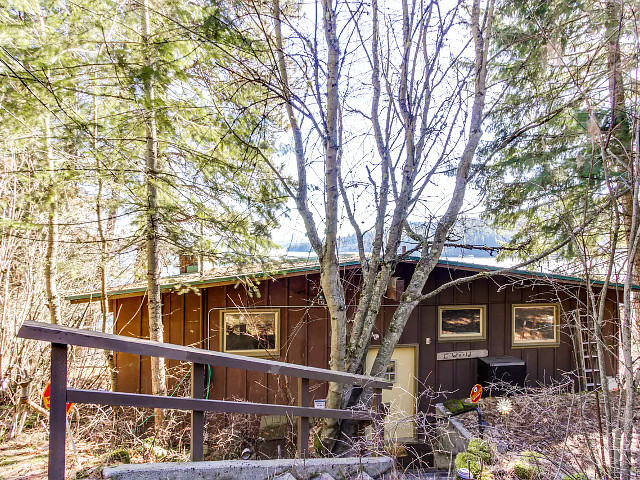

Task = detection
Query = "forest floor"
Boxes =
[0,404,190,480]
[1,391,639,479]
[455,390,640,478]
[0,428,106,480]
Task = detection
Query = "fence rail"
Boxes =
[17,320,391,480]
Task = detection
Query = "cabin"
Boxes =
[67,256,622,441]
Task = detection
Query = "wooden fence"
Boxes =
[17,320,391,479]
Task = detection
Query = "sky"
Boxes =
[269,0,490,251]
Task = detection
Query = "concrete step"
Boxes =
[103,456,394,480]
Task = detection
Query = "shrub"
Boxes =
[467,438,494,464]
[455,451,483,477]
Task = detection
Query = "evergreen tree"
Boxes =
[481,2,638,477]
[1,0,285,408]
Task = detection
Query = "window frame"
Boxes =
[511,303,560,348]
[220,309,281,357]
[384,359,397,383]
[437,305,487,342]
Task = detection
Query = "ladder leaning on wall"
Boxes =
[572,309,603,391]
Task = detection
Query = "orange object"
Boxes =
[42,382,73,413]
[470,383,483,404]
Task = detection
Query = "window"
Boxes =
[384,360,397,383]
[512,304,560,348]
[438,305,486,342]
[221,310,280,356]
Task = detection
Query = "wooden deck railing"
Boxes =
[17,320,391,480]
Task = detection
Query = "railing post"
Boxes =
[372,387,384,452]
[297,377,310,457]
[191,363,205,461]
[49,343,68,480]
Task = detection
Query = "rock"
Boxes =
[272,473,297,480]
[314,473,335,480]
[353,472,374,480]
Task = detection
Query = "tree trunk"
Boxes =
[317,0,348,449]
[604,2,636,477]
[37,10,61,327]
[268,0,493,453]
[43,114,61,325]
[94,85,118,391]
[141,0,167,429]
[333,0,494,454]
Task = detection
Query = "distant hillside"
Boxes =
[285,218,510,258]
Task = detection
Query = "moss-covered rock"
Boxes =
[467,439,494,464]
[104,448,131,464]
[444,398,477,415]
[513,451,542,479]
[455,451,482,477]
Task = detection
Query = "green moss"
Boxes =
[444,398,477,415]
[560,475,588,480]
[476,473,494,480]
[104,448,131,464]
[514,451,542,479]
[455,451,483,477]
[467,439,494,464]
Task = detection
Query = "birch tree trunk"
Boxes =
[317,0,348,446]
[141,0,167,428]
[369,0,494,379]
[262,0,495,451]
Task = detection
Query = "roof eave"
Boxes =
[66,261,362,304]
[66,257,637,304]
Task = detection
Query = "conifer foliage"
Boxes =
[0,0,284,412]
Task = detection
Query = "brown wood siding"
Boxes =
[113,295,143,393]
[112,265,621,409]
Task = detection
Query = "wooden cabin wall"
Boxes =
[371,264,619,410]
[112,264,621,407]
[203,273,331,406]
[113,291,202,394]
[112,273,333,405]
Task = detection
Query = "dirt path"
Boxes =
[0,430,104,480]
[0,431,50,480]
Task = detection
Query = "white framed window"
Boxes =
[384,360,397,383]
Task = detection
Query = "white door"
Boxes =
[366,345,417,441]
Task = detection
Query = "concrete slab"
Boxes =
[103,456,394,480]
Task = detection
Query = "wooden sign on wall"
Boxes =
[437,349,489,361]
